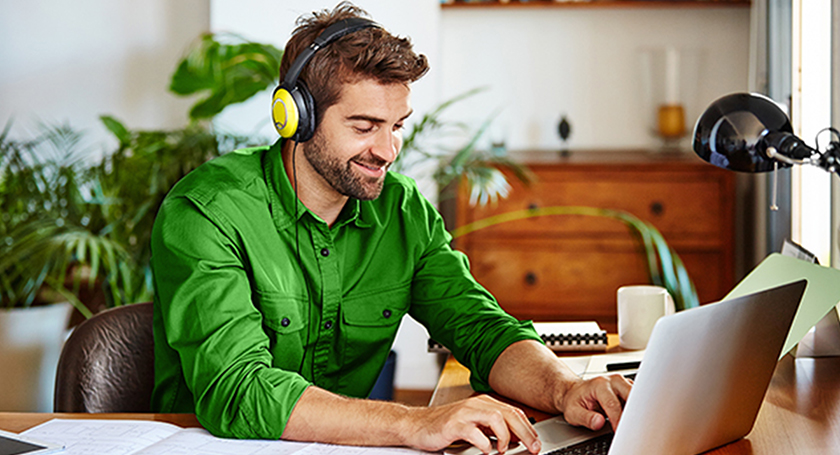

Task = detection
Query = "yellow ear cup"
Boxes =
[272,88,299,138]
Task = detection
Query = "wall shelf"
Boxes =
[441,1,750,9]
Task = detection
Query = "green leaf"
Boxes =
[44,277,93,319]
[100,115,132,145]
[170,53,217,95]
[170,33,283,121]
[88,236,101,286]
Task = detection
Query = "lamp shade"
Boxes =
[692,93,794,173]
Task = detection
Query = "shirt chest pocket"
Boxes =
[255,291,309,371]
[340,284,410,365]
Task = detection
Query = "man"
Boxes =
[151,3,631,454]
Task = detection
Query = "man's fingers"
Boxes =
[466,397,540,454]
[566,406,607,431]
[462,426,493,454]
[593,388,622,430]
[610,374,632,401]
[560,374,633,431]
[483,411,511,453]
[500,407,540,453]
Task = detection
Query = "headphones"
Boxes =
[272,17,381,142]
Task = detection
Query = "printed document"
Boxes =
[22,419,433,455]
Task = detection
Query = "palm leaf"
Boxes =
[450,206,699,311]
[394,87,488,173]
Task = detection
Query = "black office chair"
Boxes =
[54,302,154,413]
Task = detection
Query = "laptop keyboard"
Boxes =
[543,432,613,455]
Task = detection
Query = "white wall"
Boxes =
[440,7,751,151]
[0,0,210,153]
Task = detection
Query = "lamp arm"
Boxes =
[765,147,815,166]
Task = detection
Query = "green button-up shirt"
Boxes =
[150,140,541,439]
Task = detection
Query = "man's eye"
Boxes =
[394,123,405,131]
[355,126,374,134]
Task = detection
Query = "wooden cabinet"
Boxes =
[452,150,736,332]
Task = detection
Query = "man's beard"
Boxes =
[303,131,389,201]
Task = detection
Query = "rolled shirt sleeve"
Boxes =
[152,196,310,439]
[407,194,542,393]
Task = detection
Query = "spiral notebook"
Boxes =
[428,321,608,353]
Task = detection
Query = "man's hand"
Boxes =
[556,374,631,431]
[403,394,541,454]
[488,340,633,434]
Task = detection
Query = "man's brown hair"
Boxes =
[279,2,429,130]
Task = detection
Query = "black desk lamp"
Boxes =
[693,93,840,357]
[692,92,840,175]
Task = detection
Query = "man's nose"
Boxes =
[371,129,398,164]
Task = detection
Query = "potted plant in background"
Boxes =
[0,33,281,411]
[394,87,532,208]
[0,122,88,411]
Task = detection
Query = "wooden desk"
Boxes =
[4,351,838,454]
[430,343,840,454]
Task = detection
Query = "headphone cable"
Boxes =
[292,140,314,381]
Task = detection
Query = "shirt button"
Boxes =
[324,320,333,329]
[320,248,330,257]
[382,309,392,319]
[281,317,291,327]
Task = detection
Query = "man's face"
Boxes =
[303,78,412,201]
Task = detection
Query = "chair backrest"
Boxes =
[54,302,154,413]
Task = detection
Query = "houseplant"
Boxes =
[0,122,92,411]
[1,33,282,313]
[393,87,532,208]
[0,33,280,411]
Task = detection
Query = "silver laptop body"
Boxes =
[447,280,806,455]
[609,280,805,454]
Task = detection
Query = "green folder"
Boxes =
[723,253,840,358]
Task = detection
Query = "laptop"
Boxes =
[447,280,807,455]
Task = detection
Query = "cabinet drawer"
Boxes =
[462,168,727,241]
[464,239,725,329]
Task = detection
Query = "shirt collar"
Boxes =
[264,139,373,231]
[335,198,373,229]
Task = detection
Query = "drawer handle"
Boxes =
[525,272,538,286]
[650,201,665,216]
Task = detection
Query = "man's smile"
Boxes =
[351,158,388,178]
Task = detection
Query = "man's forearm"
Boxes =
[282,383,542,454]
[282,386,412,446]
[487,339,581,414]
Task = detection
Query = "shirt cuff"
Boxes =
[468,320,543,393]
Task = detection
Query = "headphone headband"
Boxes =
[282,17,381,89]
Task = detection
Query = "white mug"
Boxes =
[617,285,676,350]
